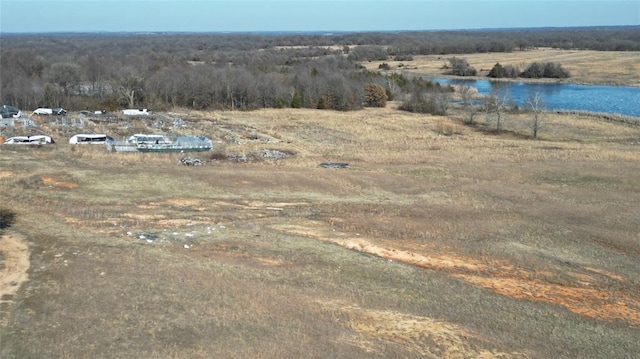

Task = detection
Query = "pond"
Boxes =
[431,78,640,118]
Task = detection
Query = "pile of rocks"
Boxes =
[262,149,290,160]
[179,157,203,166]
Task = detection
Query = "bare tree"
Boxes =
[84,54,105,97]
[46,62,82,96]
[325,74,359,111]
[146,65,185,107]
[117,66,144,108]
[0,73,44,109]
[526,92,545,139]
[3,49,44,79]
[44,83,63,108]
[255,73,290,108]
[484,95,499,132]
[484,89,513,133]
[459,85,480,125]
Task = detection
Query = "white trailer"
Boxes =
[122,109,151,116]
[69,134,113,144]
[3,135,55,144]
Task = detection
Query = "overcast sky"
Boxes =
[1,0,638,33]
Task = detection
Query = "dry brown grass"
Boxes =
[364,48,640,86]
[1,95,640,358]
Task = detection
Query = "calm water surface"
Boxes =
[432,78,640,118]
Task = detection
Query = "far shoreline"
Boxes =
[364,48,640,88]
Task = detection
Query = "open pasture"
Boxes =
[1,102,639,358]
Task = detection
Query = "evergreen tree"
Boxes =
[488,63,505,78]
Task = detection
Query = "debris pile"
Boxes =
[262,149,290,160]
[179,157,203,166]
[319,162,349,169]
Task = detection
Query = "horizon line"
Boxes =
[2,24,638,36]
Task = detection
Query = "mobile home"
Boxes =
[69,134,113,144]
[3,135,55,144]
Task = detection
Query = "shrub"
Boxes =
[0,208,16,231]
[385,86,394,101]
[542,62,570,78]
[488,63,519,78]
[520,62,544,78]
[291,90,302,108]
[400,91,450,115]
[363,83,388,108]
[488,63,506,78]
[446,57,477,76]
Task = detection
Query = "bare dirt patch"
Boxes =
[165,198,203,207]
[318,300,528,358]
[40,175,78,189]
[0,234,30,320]
[458,274,640,326]
[0,171,17,179]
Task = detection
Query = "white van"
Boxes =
[122,108,151,116]
[69,134,114,144]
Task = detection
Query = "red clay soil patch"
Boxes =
[457,275,640,326]
[272,220,640,327]
[41,175,78,189]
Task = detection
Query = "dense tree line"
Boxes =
[519,62,570,79]
[488,62,570,79]
[1,26,637,113]
[0,48,380,112]
[3,26,637,61]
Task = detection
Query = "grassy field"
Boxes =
[363,48,640,86]
[1,50,640,358]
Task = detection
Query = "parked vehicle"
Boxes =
[1,105,22,118]
[80,110,107,115]
[3,135,55,144]
[69,134,113,144]
[33,108,67,115]
[122,108,151,116]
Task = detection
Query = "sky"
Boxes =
[1,0,638,33]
